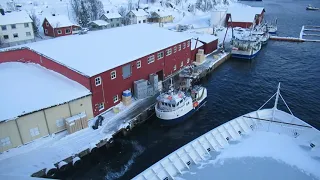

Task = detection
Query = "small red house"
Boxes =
[42,15,81,37]
[226,6,265,28]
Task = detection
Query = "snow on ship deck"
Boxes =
[133,107,320,179]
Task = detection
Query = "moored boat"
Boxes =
[133,83,320,180]
[155,81,207,124]
[231,38,262,60]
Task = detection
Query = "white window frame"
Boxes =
[178,44,181,51]
[183,42,186,49]
[187,58,190,64]
[137,60,141,69]
[45,29,48,34]
[57,29,62,34]
[113,95,119,103]
[24,23,29,28]
[148,55,155,64]
[13,33,18,38]
[56,119,64,128]
[181,61,184,67]
[65,28,71,34]
[187,40,190,47]
[46,22,49,27]
[157,52,164,60]
[26,32,31,36]
[0,137,11,147]
[98,103,104,111]
[95,76,101,86]
[30,127,40,137]
[111,70,116,80]
[173,65,176,71]
[166,48,172,56]
[174,46,177,53]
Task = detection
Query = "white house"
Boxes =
[100,11,122,28]
[0,11,34,46]
[127,9,148,25]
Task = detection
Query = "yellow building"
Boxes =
[149,10,174,23]
[0,62,93,153]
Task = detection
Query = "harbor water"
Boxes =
[60,0,320,179]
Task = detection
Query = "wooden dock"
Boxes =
[270,36,305,42]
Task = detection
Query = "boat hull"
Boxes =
[232,49,260,60]
[157,98,207,125]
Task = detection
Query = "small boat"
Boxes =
[231,37,262,60]
[306,4,319,10]
[155,80,207,124]
[252,31,270,45]
[267,25,277,34]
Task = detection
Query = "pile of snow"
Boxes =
[0,62,91,122]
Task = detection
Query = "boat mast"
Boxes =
[273,83,281,109]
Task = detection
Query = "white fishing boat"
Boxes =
[133,83,320,180]
[231,37,262,60]
[155,81,207,124]
[252,31,270,45]
[306,4,319,10]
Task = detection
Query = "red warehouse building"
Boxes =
[190,34,218,60]
[42,15,81,37]
[0,24,192,116]
[226,6,265,28]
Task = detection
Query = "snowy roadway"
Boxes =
[0,96,157,177]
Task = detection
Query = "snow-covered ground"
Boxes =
[0,96,155,176]
[180,131,320,180]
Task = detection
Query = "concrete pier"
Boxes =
[270,36,305,42]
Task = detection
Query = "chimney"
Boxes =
[0,8,4,15]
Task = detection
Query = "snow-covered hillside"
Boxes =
[0,0,236,29]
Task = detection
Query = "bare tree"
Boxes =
[128,0,133,11]
[29,10,40,36]
[87,0,104,20]
[118,6,130,25]
[78,0,90,27]
[223,0,229,5]
[70,0,81,21]
[174,0,182,6]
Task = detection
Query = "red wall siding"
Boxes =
[191,45,205,61]
[201,40,218,55]
[90,40,192,116]
[0,49,91,89]
[42,19,54,37]
[227,22,253,28]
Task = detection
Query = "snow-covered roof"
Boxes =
[0,62,91,122]
[191,39,204,50]
[5,24,191,77]
[45,15,77,28]
[89,20,109,26]
[227,5,264,23]
[130,9,148,17]
[102,12,122,19]
[152,10,172,17]
[0,11,32,25]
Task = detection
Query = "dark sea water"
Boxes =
[61,0,320,179]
